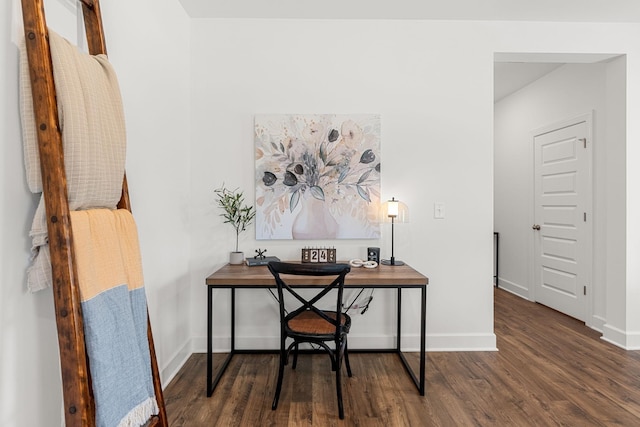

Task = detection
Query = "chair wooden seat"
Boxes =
[287,310,351,336]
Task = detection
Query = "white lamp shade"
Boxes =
[387,200,399,217]
[380,198,409,223]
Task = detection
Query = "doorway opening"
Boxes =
[493,52,626,331]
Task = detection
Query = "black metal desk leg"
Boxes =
[420,285,426,396]
[207,287,237,397]
[231,288,235,351]
[207,286,213,396]
[397,287,402,352]
[395,286,427,395]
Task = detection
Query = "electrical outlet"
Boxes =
[434,202,445,219]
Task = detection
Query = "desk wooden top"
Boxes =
[205,262,428,288]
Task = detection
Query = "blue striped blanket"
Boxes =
[70,209,158,427]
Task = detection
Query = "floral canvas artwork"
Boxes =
[255,114,381,240]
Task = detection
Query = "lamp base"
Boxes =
[381,259,405,266]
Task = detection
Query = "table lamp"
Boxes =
[381,197,409,266]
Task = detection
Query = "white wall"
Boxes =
[100,0,193,385]
[189,19,499,354]
[0,0,190,425]
[189,19,640,355]
[603,57,629,346]
[494,61,626,333]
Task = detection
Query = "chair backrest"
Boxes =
[267,262,351,336]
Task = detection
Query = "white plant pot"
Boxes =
[229,251,244,265]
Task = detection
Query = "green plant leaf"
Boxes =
[358,169,372,184]
[290,189,301,211]
[356,185,371,202]
[338,167,350,183]
[214,185,256,251]
[310,186,325,201]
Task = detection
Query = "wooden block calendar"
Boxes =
[301,247,336,263]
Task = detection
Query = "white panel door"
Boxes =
[533,119,591,321]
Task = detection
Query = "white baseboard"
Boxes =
[602,323,640,350]
[191,332,497,353]
[164,331,498,384]
[627,332,640,350]
[426,333,497,351]
[588,314,606,333]
[496,278,530,300]
[160,339,192,388]
[192,335,403,352]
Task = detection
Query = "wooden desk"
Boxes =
[205,262,429,397]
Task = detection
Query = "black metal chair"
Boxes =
[267,261,352,419]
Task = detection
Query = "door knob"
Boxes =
[532,224,541,230]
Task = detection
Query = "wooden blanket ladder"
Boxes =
[20,0,168,425]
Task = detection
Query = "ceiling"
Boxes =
[493,53,622,101]
[494,63,562,102]
[179,0,640,21]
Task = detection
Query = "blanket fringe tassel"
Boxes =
[117,396,159,427]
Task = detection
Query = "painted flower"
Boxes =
[263,171,277,186]
[360,149,375,164]
[341,120,364,147]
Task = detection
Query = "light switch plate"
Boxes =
[434,202,445,219]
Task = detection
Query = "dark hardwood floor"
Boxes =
[164,289,640,426]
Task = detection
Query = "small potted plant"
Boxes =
[214,185,256,265]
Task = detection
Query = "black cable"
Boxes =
[343,288,366,313]
[360,293,374,314]
[270,286,373,316]
[267,288,288,315]
[343,288,376,314]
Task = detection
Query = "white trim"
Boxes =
[497,278,530,300]
[589,314,606,334]
[160,339,192,388]
[164,331,499,388]
[426,333,497,352]
[191,332,497,354]
[602,324,640,350]
[626,333,640,350]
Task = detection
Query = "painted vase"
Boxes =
[292,194,338,239]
